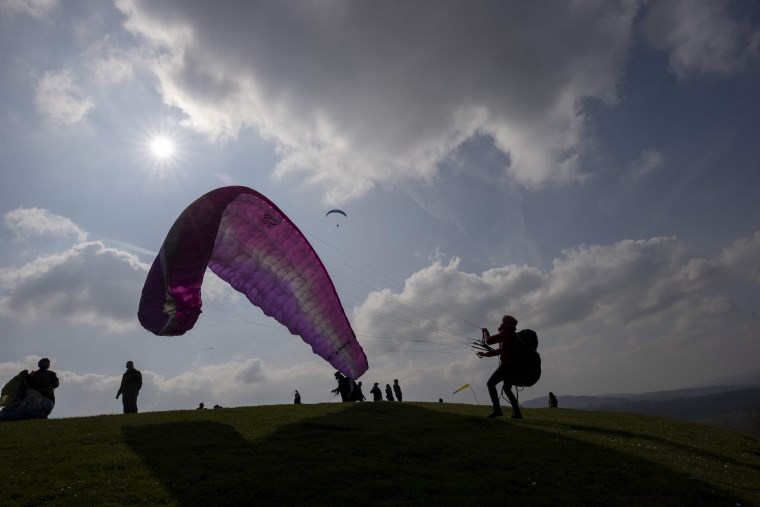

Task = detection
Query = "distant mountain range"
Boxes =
[522,371,760,435]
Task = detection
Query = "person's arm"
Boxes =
[484,329,506,345]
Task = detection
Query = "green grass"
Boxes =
[1,403,758,506]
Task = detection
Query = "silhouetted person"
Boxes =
[197,402,205,410]
[385,384,394,401]
[294,390,301,404]
[116,361,142,414]
[393,379,403,402]
[331,372,353,402]
[355,382,366,402]
[0,363,55,421]
[370,382,382,401]
[25,358,59,418]
[477,315,522,419]
[549,392,558,408]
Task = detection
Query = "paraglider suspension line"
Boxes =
[501,385,524,409]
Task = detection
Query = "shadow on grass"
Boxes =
[123,403,747,506]
[528,418,760,472]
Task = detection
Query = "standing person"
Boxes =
[385,384,394,401]
[477,315,523,419]
[393,379,403,402]
[116,361,143,414]
[331,372,352,402]
[355,381,366,402]
[548,392,558,408]
[26,358,59,418]
[294,390,301,404]
[370,382,382,401]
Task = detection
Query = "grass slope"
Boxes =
[0,403,758,506]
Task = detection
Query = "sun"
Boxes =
[136,123,185,177]
[150,136,175,160]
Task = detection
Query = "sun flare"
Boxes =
[150,136,175,160]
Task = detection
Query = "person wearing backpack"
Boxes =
[477,315,524,419]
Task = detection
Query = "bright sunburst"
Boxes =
[136,122,186,178]
[150,136,175,160]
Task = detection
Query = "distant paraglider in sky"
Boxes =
[325,209,347,227]
[137,186,368,379]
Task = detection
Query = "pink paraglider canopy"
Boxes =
[138,186,368,379]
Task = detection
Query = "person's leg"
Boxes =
[128,392,139,413]
[503,384,523,419]
[486,367,506,417]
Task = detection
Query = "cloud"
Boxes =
[34,69,94,124]
[0,241,148,332]
[89,47,135,86]
[353,232,760,393]
[117,1,639,202]
[627,149,663,179]
[4,207,88,243]
[642,0,760,78]
[0,0,57,19]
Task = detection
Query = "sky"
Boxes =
[1,0,759,418]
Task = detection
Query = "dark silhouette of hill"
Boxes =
[524,372,760,435]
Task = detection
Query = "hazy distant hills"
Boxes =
[523,370,760,435]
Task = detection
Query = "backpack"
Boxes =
[510,329,541,387]
[515,329,538,354]
[0,370,28,407]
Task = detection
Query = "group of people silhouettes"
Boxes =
[369,379,402,402]
[1,359,143,421]
[331,371,368,402]
[329,372,404,403]
[2,313,548,421]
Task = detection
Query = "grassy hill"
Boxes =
[0,402,758,506]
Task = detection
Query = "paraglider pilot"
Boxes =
[0,358,59,421]
[477,315,522,419]
[26,357,59,418]
[331,372,352,402]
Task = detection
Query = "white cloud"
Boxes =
[90,52,135,86]
[34,69,94,124]
[0,241,148,332]
[643,0,760,78]
[116,0,639,203]
[4,207,88,243]
[0,0,57,19]
[353,233,760,393]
